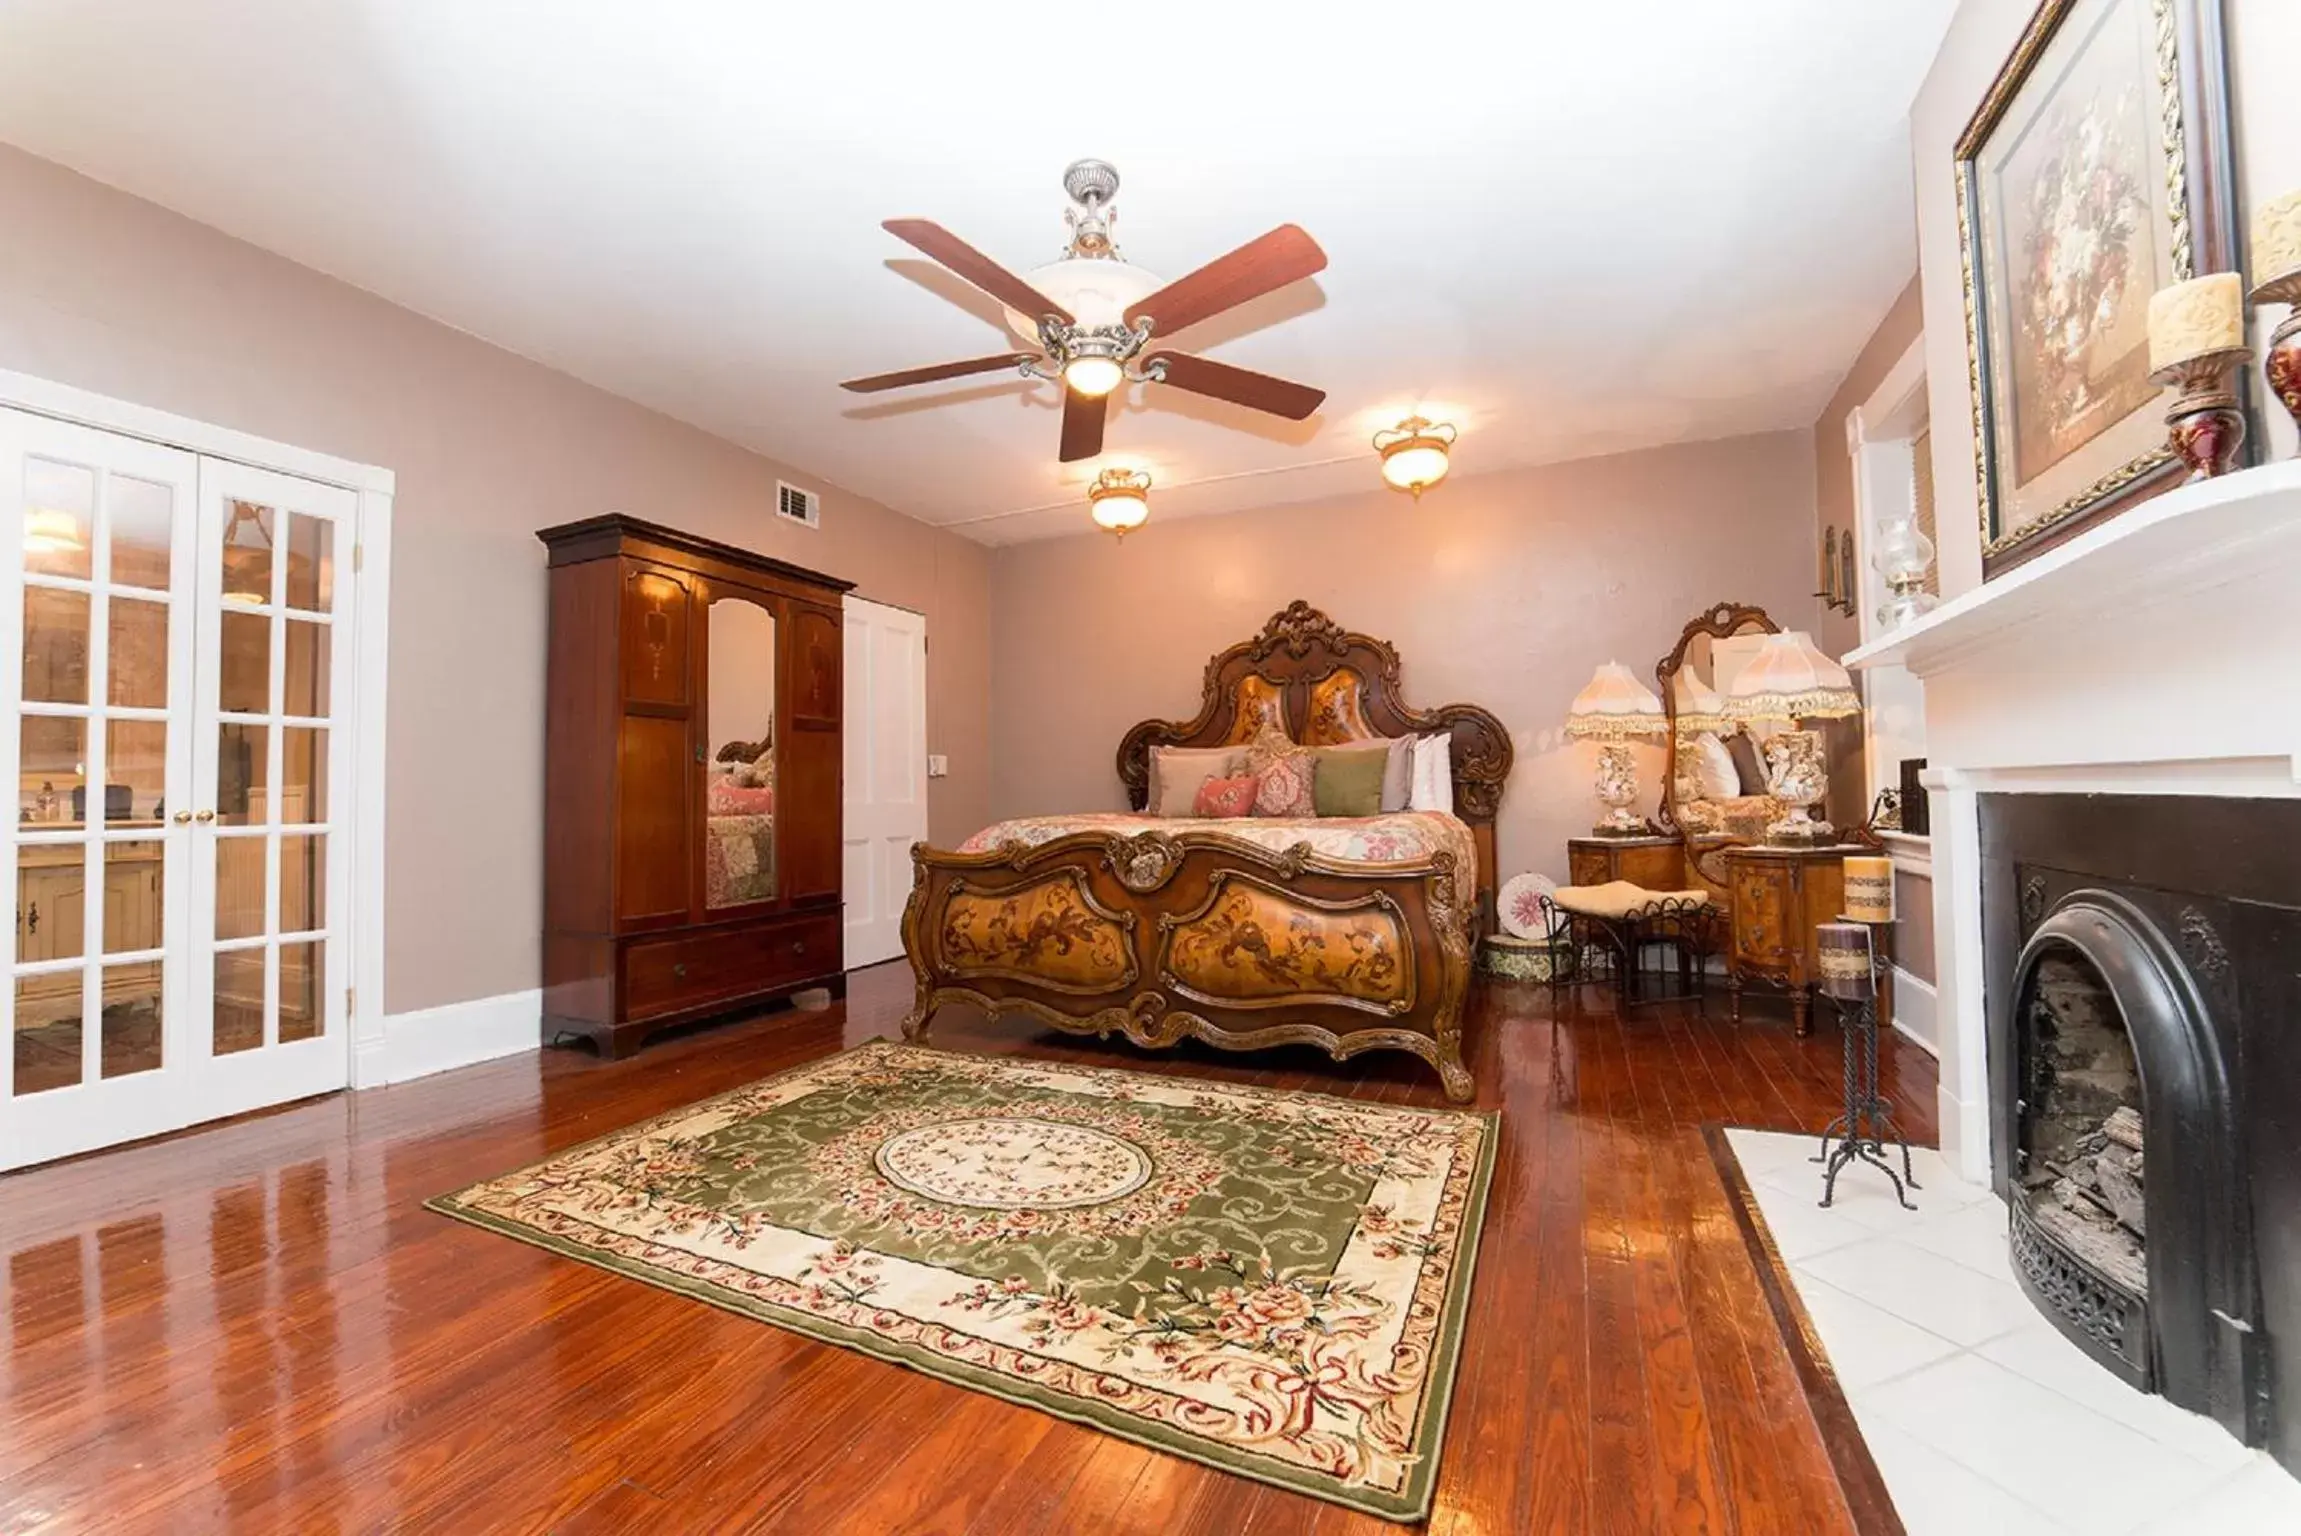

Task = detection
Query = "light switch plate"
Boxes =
[926,754,949,779]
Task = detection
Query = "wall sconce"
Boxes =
[1087,467,1151,538]
[1375,416,1456,498]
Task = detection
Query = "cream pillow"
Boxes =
[1407,733,1454,815]
[1692,732,1739,801]
[1150,745,1245,817]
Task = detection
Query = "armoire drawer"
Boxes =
[623,913,841,1020]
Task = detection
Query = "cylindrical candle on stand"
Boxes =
[2148,273,2245,372]
[2252,189,2301,453]
[1843,855,1895,924]
[1815,923,1875,1001]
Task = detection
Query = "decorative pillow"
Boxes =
[1379,735,1413,812]
[1253,756,1316,818]
[1193,773,1259,819]
[1692,732,1739,800]
[1313,746,1388,817]
[708,777,775,816]
[1724,731,1769,796]
[1408,733,1454,815]
[1150,745,1245,817]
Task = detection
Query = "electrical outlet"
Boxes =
[926,754,949,779]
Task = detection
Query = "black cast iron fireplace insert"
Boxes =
[1983,795,2299,1470]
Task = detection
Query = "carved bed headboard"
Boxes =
[1116,601,1513,923]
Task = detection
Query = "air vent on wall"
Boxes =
[777,481,821,529]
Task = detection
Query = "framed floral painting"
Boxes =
[1957,0,2239,576]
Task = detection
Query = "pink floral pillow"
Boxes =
[1253,755,1315,817]
[1193,773,1259,819]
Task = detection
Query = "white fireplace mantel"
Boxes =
[1843,460,2301,1181]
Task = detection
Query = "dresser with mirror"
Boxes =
[537,515,851,1057]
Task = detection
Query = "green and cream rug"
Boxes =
[428,1041,1497,1520]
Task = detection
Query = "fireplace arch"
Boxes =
[2006,889,2260,1442]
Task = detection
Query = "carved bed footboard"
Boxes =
[900,829,1478,1102]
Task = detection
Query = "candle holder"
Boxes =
[2150,347,2252,481]
[1811,919,1918,1211]
[2251,266,2301,450]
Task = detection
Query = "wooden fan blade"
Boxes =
[840,353,1033,392]
[1059,388,1108,462]
[883,219,1074,326]
[1125,225,1327,337]
[1147,353,1325,420]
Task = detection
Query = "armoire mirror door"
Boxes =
[703,590,779,911]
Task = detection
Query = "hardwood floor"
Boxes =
[0,962,1937,1534]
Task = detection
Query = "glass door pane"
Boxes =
[187,461,355,1113]
[0,411,196,1169]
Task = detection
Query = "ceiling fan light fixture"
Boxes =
[1063,355,1125,397]
[1375,416,1457,499]
[1087,467,1151,538]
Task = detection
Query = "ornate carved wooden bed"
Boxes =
[898,603,1512,1101]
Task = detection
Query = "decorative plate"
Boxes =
[1499,872,1559,939]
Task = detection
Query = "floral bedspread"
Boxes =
[959,809,1475,874]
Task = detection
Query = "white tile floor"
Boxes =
[1727,1129,2301,1535]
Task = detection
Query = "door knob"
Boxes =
[194,810,215,823]
[172,811,193,825]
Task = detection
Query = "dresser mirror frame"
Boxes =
[1654,602,1779,881]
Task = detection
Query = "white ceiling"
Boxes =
[0,1,1953,544]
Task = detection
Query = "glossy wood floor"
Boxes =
[0,963,1936,1534]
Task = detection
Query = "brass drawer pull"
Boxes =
[672,963,688,979]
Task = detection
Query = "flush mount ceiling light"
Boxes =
[843,161,1329,463]
[1087,467,1151,538]
[22,507,86,555]
[1375,416,1457,498]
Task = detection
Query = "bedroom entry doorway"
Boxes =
[841,595,926,968]
[0,385,390,1172]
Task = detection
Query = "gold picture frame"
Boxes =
[1956,0,2240,578]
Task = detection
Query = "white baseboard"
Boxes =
[359,987,540,1087]
[1889,968,1939,1056]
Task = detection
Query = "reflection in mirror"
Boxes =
[705,597,777,908]
[1657,604,1780,847]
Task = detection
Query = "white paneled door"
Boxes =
[841,596,926,968]
[0,411,359,1170]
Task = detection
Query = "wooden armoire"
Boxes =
[537,514,852,1057]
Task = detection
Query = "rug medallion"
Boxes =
[428,1041,1496,1520]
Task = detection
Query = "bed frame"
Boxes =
[898,602,1512,1101]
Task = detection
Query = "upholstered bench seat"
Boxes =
[1548,879,1712,919]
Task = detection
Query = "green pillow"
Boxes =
[1313,746,1389,817]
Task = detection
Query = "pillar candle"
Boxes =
[2147,274,2245,372]
[2254,189,2301,285]
[1843,855,1895,923]
[1815,923,1875,1001]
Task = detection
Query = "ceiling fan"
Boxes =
[841,160,1329,463]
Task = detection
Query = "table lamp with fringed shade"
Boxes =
[1564,661,1669,836]
[1668,669,1732,734]
[1724,631,1862,846]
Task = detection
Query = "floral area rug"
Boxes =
[428,1041,1497,1520]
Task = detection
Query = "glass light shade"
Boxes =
[1086,467,1152,538]
[23,508,86,554]
[1564,661,1669,740]
[1872,508,1940,630]
[1064,355,1124,397]
[1725,631,1860,723]
[1380,442,1450,493]
[1000,257,1165,342]
[1089,490,1147,533]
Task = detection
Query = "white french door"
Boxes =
[0,412,358,1169]
[842,596,927,968]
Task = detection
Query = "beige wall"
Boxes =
[0,144,992,1017]
[1917,0,2301,599]
[986,431,1827,885]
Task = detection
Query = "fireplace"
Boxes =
[1982,794,2300,1467]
